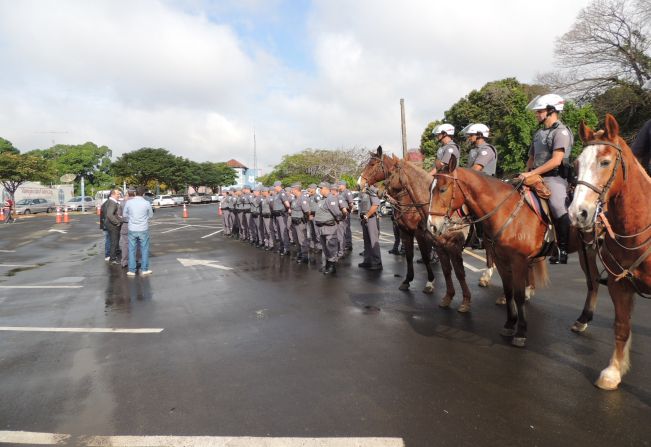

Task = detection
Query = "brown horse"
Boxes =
[427,156,601,347]
[358,147,473,311]
[569,114,651,390]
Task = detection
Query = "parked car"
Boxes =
[14,198,55,215]
[142,193,156,213]
[171,195,185,206]
[152,195,176,207]
[189,194,202,204]
[210,194,222,202]
[64,196,94,211]
[200,193,211,204]
[379,200,393,216]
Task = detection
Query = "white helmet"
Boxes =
[461,123,490,138]
[643,79,651,91]
[432,123,455,137]
[526,94,565,112]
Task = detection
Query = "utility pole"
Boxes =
[252,128,257,186]
[400,98,408,159]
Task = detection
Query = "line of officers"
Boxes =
[219,180,383,274]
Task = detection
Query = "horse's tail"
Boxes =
[532,258,550,288]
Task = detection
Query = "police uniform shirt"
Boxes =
[290,193,311,218]
[309,194,320,214]
[437,142,460,164]
[261,196,272,215]
[359,191,371,214]
[251,195,262,214]
[315,193,343,223]
[272,190,287,211]
[343,189,354,208]
[530,121,573,169]
[467,143,497,175]
[221,195,230,209]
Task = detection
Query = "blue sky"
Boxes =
[0,0,592,171]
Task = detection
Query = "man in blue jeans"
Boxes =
[122,186,153,276]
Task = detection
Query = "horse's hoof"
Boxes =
[511,337,527,348]
[457,303,471,313]
[595,367,621,390]
[422,285,434,294]
[398,283,410,291]
[439,296,453,308]
[571,321,588,333]
[478,279,490,288]
[499,327,516,337]
[525,286,535,301]
[495,296,507,305]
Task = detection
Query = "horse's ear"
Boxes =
[392,154,399,162]
[448,155,458,173]
[578,121,594,143]
[603,114,620,141]
[376,145,383,157]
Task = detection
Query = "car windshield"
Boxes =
[69,198,81,202]
[16,199,31,205]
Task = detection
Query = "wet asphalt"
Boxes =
[0,205,650,447]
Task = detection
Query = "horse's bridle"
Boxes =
[360,153,391,189]
[575,140,628,209]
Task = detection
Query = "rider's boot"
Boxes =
[550,213,570,265]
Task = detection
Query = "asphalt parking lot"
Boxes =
[0,205,650,446]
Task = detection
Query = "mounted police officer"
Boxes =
[271,181,291,256]
[290,183,311,264]
[521,93,573,264]
[358,185,382,270]
[314,182,342,275]
[307,183,322,253]
[428,123,460,174]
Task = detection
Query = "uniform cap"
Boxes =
[318,182,330,189]
[261,186,269,192]
[273,181,282,187]
[308,183,317,189]
[337,180,347,187]
[291,182,302,190]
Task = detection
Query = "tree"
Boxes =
[201,162,237,192]
[543,0,651,96]
[0,137,19,155]
[28,142,113,187]
[111,148,177,186]
[0,153,54,199]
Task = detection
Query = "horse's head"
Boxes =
[569,114,628,230]
[358,146,397,188]
[427,156,464,236]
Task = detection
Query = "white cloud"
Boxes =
[0,0,591,168]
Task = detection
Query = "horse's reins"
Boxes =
[577,140,651,297]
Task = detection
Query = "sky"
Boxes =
[0,0,592,173]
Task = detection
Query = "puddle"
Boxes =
[4,263,45,277]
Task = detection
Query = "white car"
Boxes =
[152,195,175,207]
[64,196,95,211]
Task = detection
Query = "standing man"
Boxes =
[99,198,111,260]
[337,180,354,251]
[358,185,382,270]
[333,184,349,260]
[104,189,123,265]
[271,181,291,256]
[123,186,154,276]
[119,189,136,268]
[314,182,342,275]
[290,183,311,264]
[232,187,242,239]
[221,189,232,236]
[250,187,262,247]
[260,187,274,251]
[521,94,573,264]
[307,183,322,253]
[3,197,15,223]
[239,185,251,242]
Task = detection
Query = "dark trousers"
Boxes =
[107,225,121,261]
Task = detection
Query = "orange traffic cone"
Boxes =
[56,207,62,224]
[183,203,189,219]
[63,208,70,224]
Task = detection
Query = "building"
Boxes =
[226,159,259,188]
[1,182,74,205]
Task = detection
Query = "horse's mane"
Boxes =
[456,166,514,192]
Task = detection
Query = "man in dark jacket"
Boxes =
[99,198,111,260]
[104,189,123,264]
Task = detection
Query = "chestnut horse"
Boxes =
[569,114,651,390]
[358,147,474,311]
[427,156,601,347]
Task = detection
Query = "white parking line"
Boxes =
[0,249,16,252]
[160,225,192,234]
[463,262,483,273]
[0,431,404,446]
[463,249,487,263]
[0,285,83,289]
[0,327,164,333]
[0,264,37,268]
[201,229,224,238]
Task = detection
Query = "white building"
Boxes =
[1,182,74,205]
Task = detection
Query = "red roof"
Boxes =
[226,159,248,169]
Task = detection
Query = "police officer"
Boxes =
[231,187,242,239]
[632,79,651,175]
[221,189,232,236]
[461,123,497,174]
[290,183,311,263]
[521,94,573,264]
[271,181,291,255]
[307,183,322,252]
[250,187,262,247]
[314,182,342,274]
[333,184,349,259]
[260,187,274,251]
[239,185,252,242]
[337,180,354,251]
[428,123,460,174]
[285,186,295,245]
[358,185,382,270]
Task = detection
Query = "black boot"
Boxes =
[324,261,336,275]
[550,214,570,265]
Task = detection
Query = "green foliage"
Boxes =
[419,120,442,159]
[0,152,54,197]
[560,102,599,159]
[111,148,176,186]
[0,137,19,155]
[260,148,364,185]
